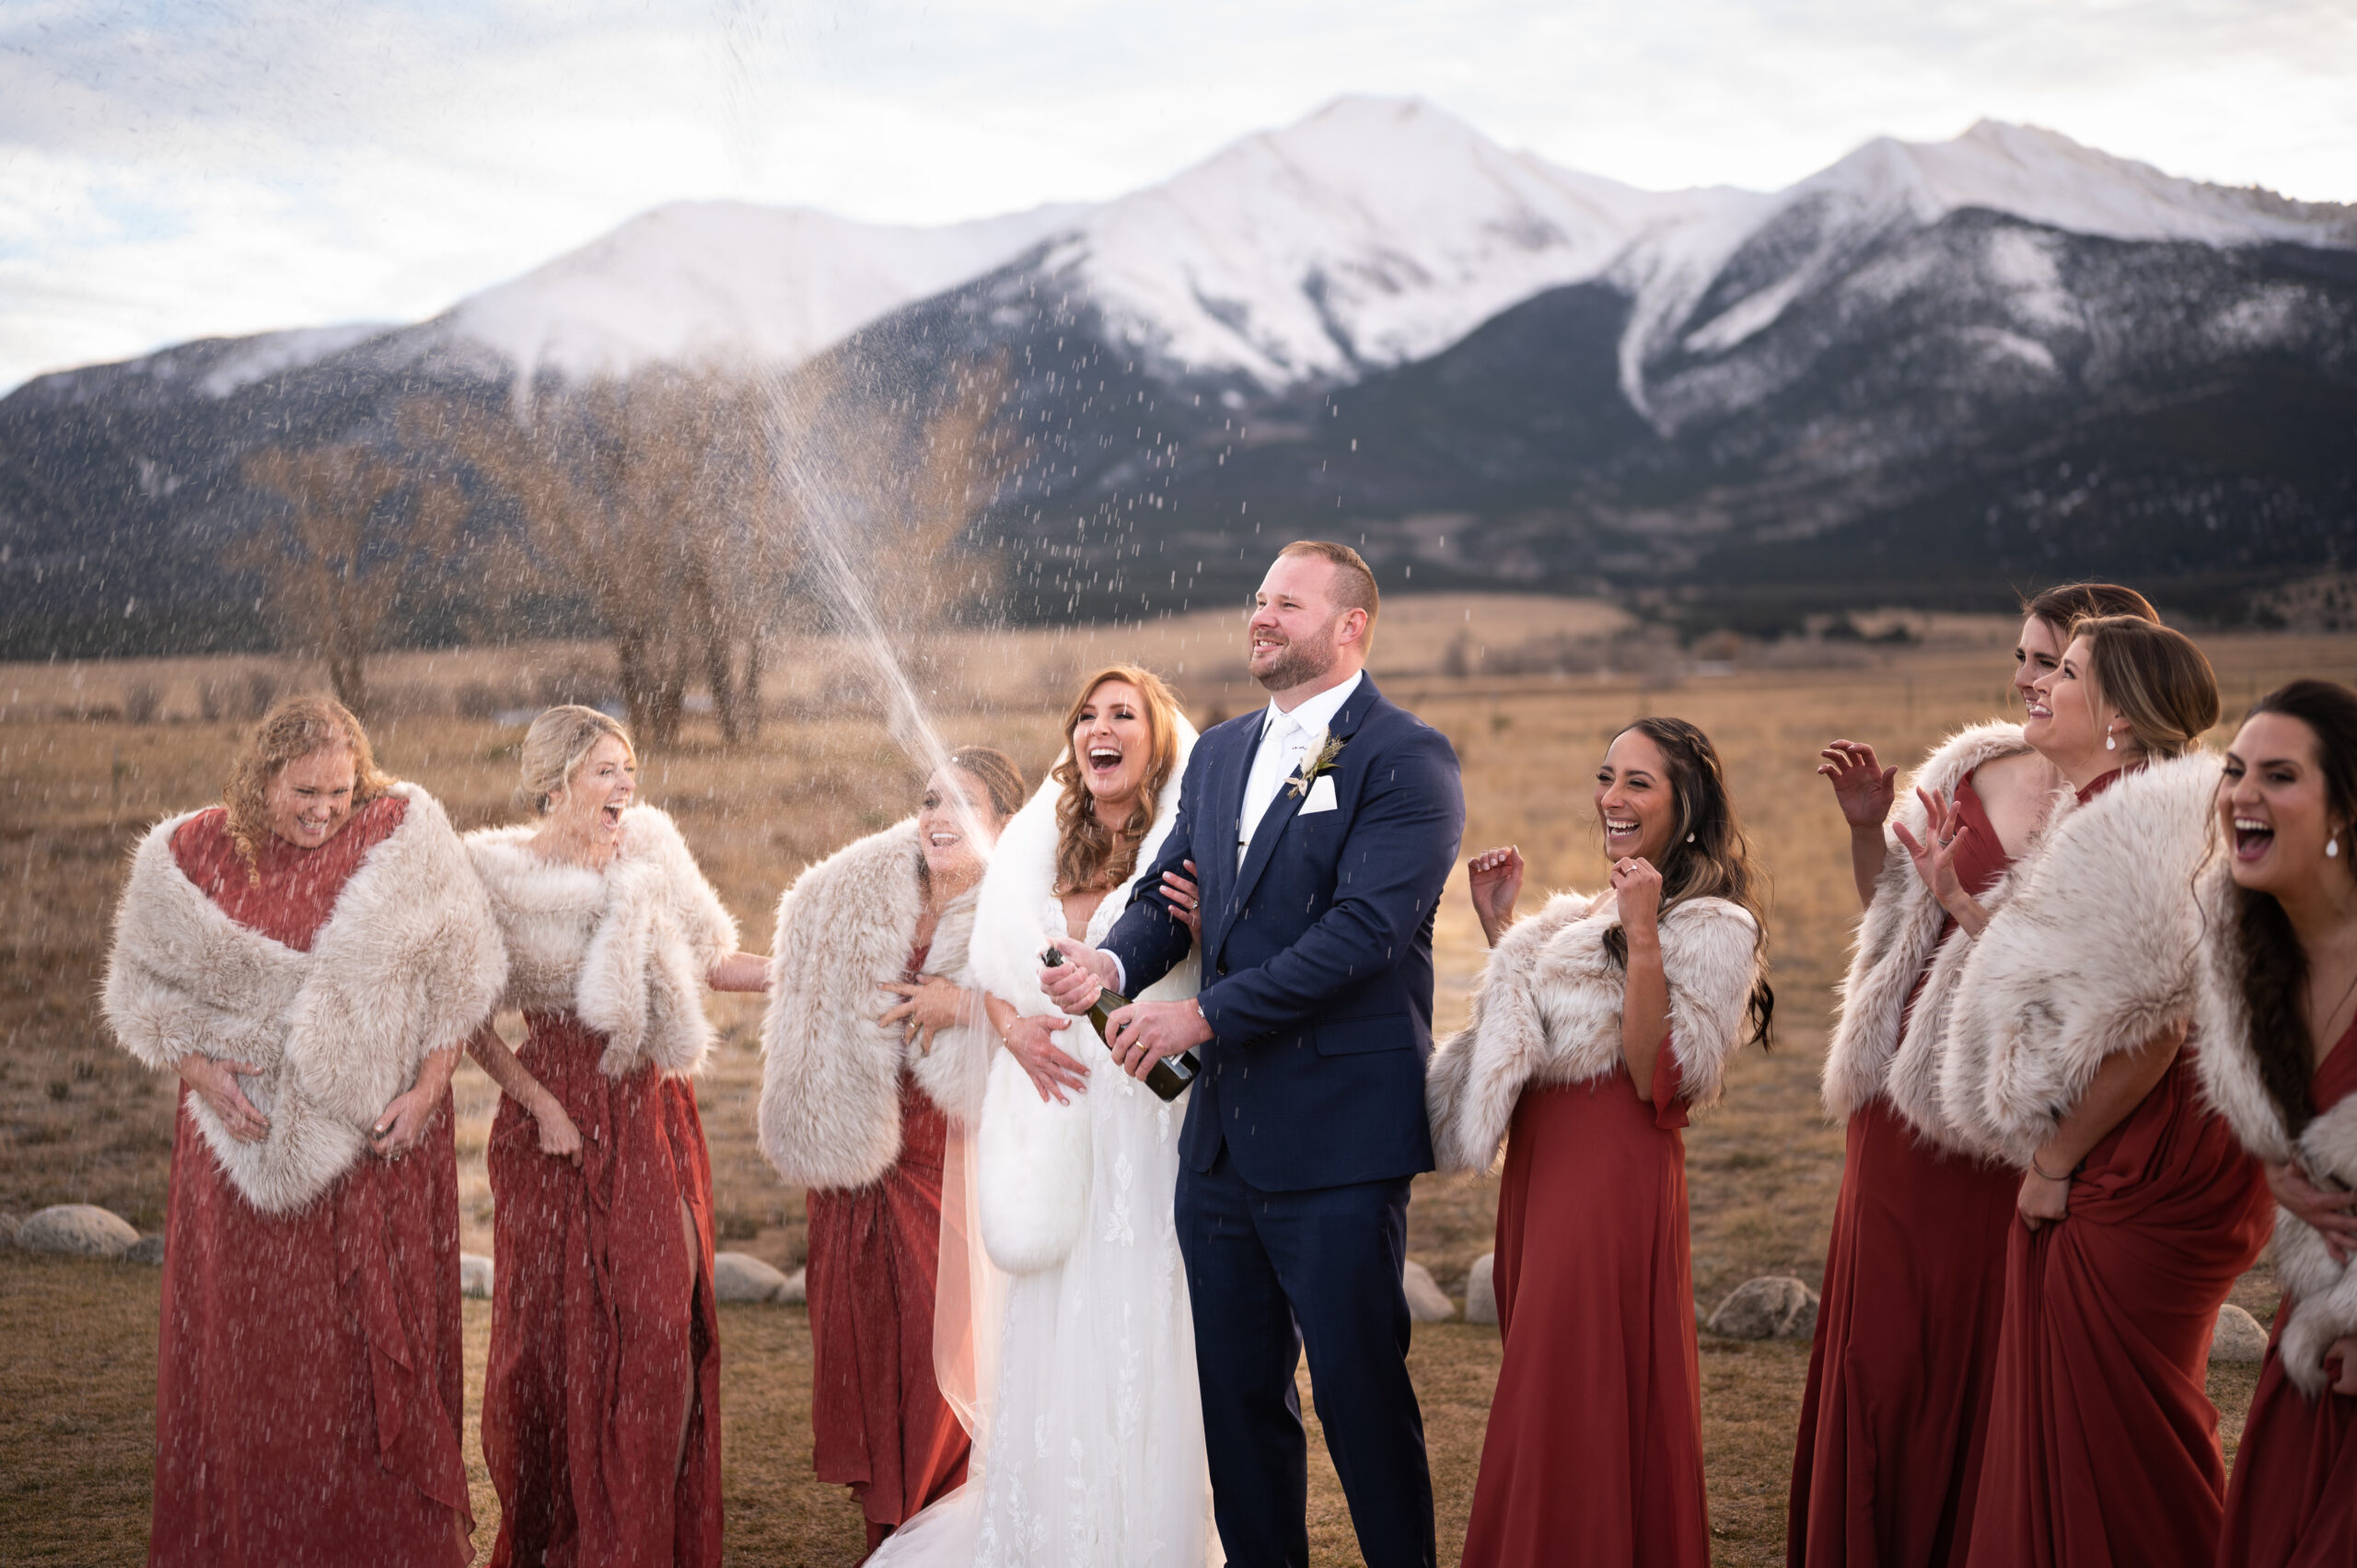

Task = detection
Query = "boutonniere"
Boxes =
[1287,727,1346,797]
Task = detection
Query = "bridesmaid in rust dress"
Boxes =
[463,706,771,1568]
[102,697,504,1568]
[1930,620,2270,1568]
[758,749,1026,1557]
[1428,717,1771,1568]
[2194,682,2357,1567]
[1789,583,2157,1568]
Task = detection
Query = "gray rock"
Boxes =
[1402,1260,1455,1323]
[1465,1252,1499,1327]
[2211,1303,2269,1365]
[779,1267,808,1306]
[123,1234,167,1267]
[1707,1275,1819,1341]
[713,1251,791,1304]
[459,1253,494,1300]
[15,1203,139,1260]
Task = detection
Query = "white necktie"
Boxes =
[1238,713,1303,866]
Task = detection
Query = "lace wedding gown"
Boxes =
[871,871,1215,1568]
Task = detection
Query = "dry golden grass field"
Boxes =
[4,596,2351,1566]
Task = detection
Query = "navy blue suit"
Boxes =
[1104,675,1463,1568]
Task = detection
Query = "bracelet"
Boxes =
[2029,1153,2072,1182]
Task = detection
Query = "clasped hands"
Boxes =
[1032,936,1211,1086]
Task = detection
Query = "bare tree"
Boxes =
[235,443,466,717]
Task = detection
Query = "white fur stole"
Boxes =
[967,720,1199,1275]
[101,784,505,1214]
[1824,722,2043,1130]
[1933,751,2223,1165]
[467,806,738,1078]
[756,819,982,1191]
[1424,889,1762,1175]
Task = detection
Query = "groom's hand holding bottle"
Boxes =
[1039,936,1213,1085]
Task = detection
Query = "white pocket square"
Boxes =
[1299,773,1339,815]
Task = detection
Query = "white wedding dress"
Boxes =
[873,753,1217,1568]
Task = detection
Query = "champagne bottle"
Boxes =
[1039,946,1201,1102]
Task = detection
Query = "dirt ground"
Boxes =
[3,600,2347,1564]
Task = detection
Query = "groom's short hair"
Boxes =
[1276,540,1379,647]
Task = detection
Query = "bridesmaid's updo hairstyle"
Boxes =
[946,747,1026,822]
[223,696,393,879]
[1051,665,1183,897]
[2024,581,2157,638]
[2223,680,2357,1138]
[518,704,634,817]
[2070,616,2220,761]
[1608,716,1775,1049]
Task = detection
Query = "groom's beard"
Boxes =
[1250,621,1340,692]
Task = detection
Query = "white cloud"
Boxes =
[3,0,2351,390]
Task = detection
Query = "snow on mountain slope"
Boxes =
[1057,95,1742,389]
[431,200,1097,382]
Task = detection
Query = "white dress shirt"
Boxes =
[1237,670,1363,867]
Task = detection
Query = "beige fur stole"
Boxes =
[1824,722,2043,1130]
[101,784,505,1214]
[1933,751,2223,1164]
[1425,889,1763,1175]
[756,819,982,1191]
[466,806,737,1078]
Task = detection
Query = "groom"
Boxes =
[1041,540,1463,1568]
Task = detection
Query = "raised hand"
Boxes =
[1817,739,1897,829]
[1159,860,1203,941]
[1003,1013,1090,1103]
[178,1055,268,1144]
[1892,787,1986,933]
[1467,846,1525,948]
[1608,855,1663,942]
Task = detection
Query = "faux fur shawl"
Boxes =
[1425,889,1763,1175]
[466,807,738,1079]
[101,784,505,1214]
[966,719,1200,1275]
[755,819,982,1191]
[1933,751,2223,1165]
[2194,858,2357,1394]
[1824,722,2048,1132]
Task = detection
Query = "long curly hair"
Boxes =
[2223,679,2357,1138]
[221,696,394,880]
[1051,665,1182,897]
[1603,716,1776,1051]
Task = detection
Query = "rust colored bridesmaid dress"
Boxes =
[483,1013,724,1567]
[1459,1049,1708,1568]
[1961,771,2273,1568]
[153,799,473,1568]
[2217,1015,2357,1568]
[1787,776,2021,1568]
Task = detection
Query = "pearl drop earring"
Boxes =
[2105,728,2117,751]
[2331,837,2341,860]
[1687,832,1696,843]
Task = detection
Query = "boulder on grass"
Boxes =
[1465,1253,1499,1327]
[1707,1275,1819,1341]
[15,1204,139,1260]
[123,1234,167,1267]
[2211,1303,2268,1365]
[459,1254,494,1300]
[1402,1260,1455,1323]
[713,1252,791,1304]
[779,1267,808,1306]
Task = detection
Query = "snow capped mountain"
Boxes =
[422,199,1097,383]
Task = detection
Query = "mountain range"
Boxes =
[3,95,2351,655]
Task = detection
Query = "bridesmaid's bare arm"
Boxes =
[707,952,771,993]
[2018,1021,2186,1227]
[465,1020,583,1164]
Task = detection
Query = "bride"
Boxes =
[879,663,1216,1568]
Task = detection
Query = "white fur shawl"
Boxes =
[2194,857,2356,1395]
[1424,889,1763,1175]
[466,806,738,1079]
[1824,722,2047,1132]
[1933,751,2223,1165]
[755,819,982,1191]
[966,721,1200,1274]
[101,784,505,1214]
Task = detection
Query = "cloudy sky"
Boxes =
[3,0,2351,391]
